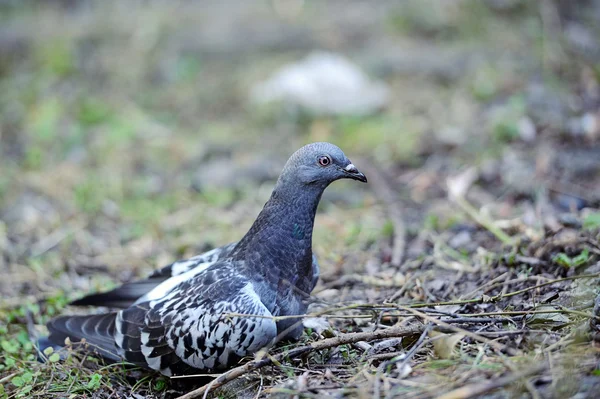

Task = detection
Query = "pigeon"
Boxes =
[44,142,367,376]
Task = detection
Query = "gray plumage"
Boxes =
[46,142,367,376]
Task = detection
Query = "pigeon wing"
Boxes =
[147,243,237,279]
[114,263,277,376]
[70,243,236,308]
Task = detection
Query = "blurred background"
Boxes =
[1,0,599,302]
[1,0,599,299]
[1,1,600,397]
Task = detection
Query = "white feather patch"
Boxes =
[136,260,217,305]
[114,311,125,349]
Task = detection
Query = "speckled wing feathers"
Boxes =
[114,262,277,376]
[148,243,237,278]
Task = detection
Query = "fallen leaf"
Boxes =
[430,330,465,359]
[303,317,331,334]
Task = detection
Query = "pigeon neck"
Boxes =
[232,183,324,281]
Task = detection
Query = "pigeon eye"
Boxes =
[318,155,331,167]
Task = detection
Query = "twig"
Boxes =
[387,274,416,303]
[380,323,433,374]
[406,273,600,308]
[476,330,529,337]
[174,325,423,399]
[0,372,18,384]
[463,275,546,299]
[456,308,598,320]
[360,159,405,266]
[393,306,510,353]
[253,374,264,399]
[460,272,510,299]
[434,363,547,399]
[367,350,407,362]
[544,336,576,352]
[498,274,600,300]
[500,270,513,297]
[319,273,407,290]
[441,317,515,324]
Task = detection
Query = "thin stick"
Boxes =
[174,325,423,399]
[380,323,433,373]
[0,372,18,384]
[439,317,516,324]
[460,272,510,300]
[499,274,600,299]
[456,308,598,320]
[406,273,600,308]
[393,306,509,353]
[387,274,417,303]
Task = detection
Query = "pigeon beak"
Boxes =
[342,163,368,183]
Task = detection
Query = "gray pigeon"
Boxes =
[45,142,367,376]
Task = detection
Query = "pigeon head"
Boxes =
[278,142,367,189]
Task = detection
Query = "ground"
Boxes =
[1,1,600,398]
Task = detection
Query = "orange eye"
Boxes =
[318,156,331,167]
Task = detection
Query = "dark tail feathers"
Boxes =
[46,313,121,362]
[69,279,166,308]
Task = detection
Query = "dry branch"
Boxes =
[174,324,423,399]
[394,305,510,353]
